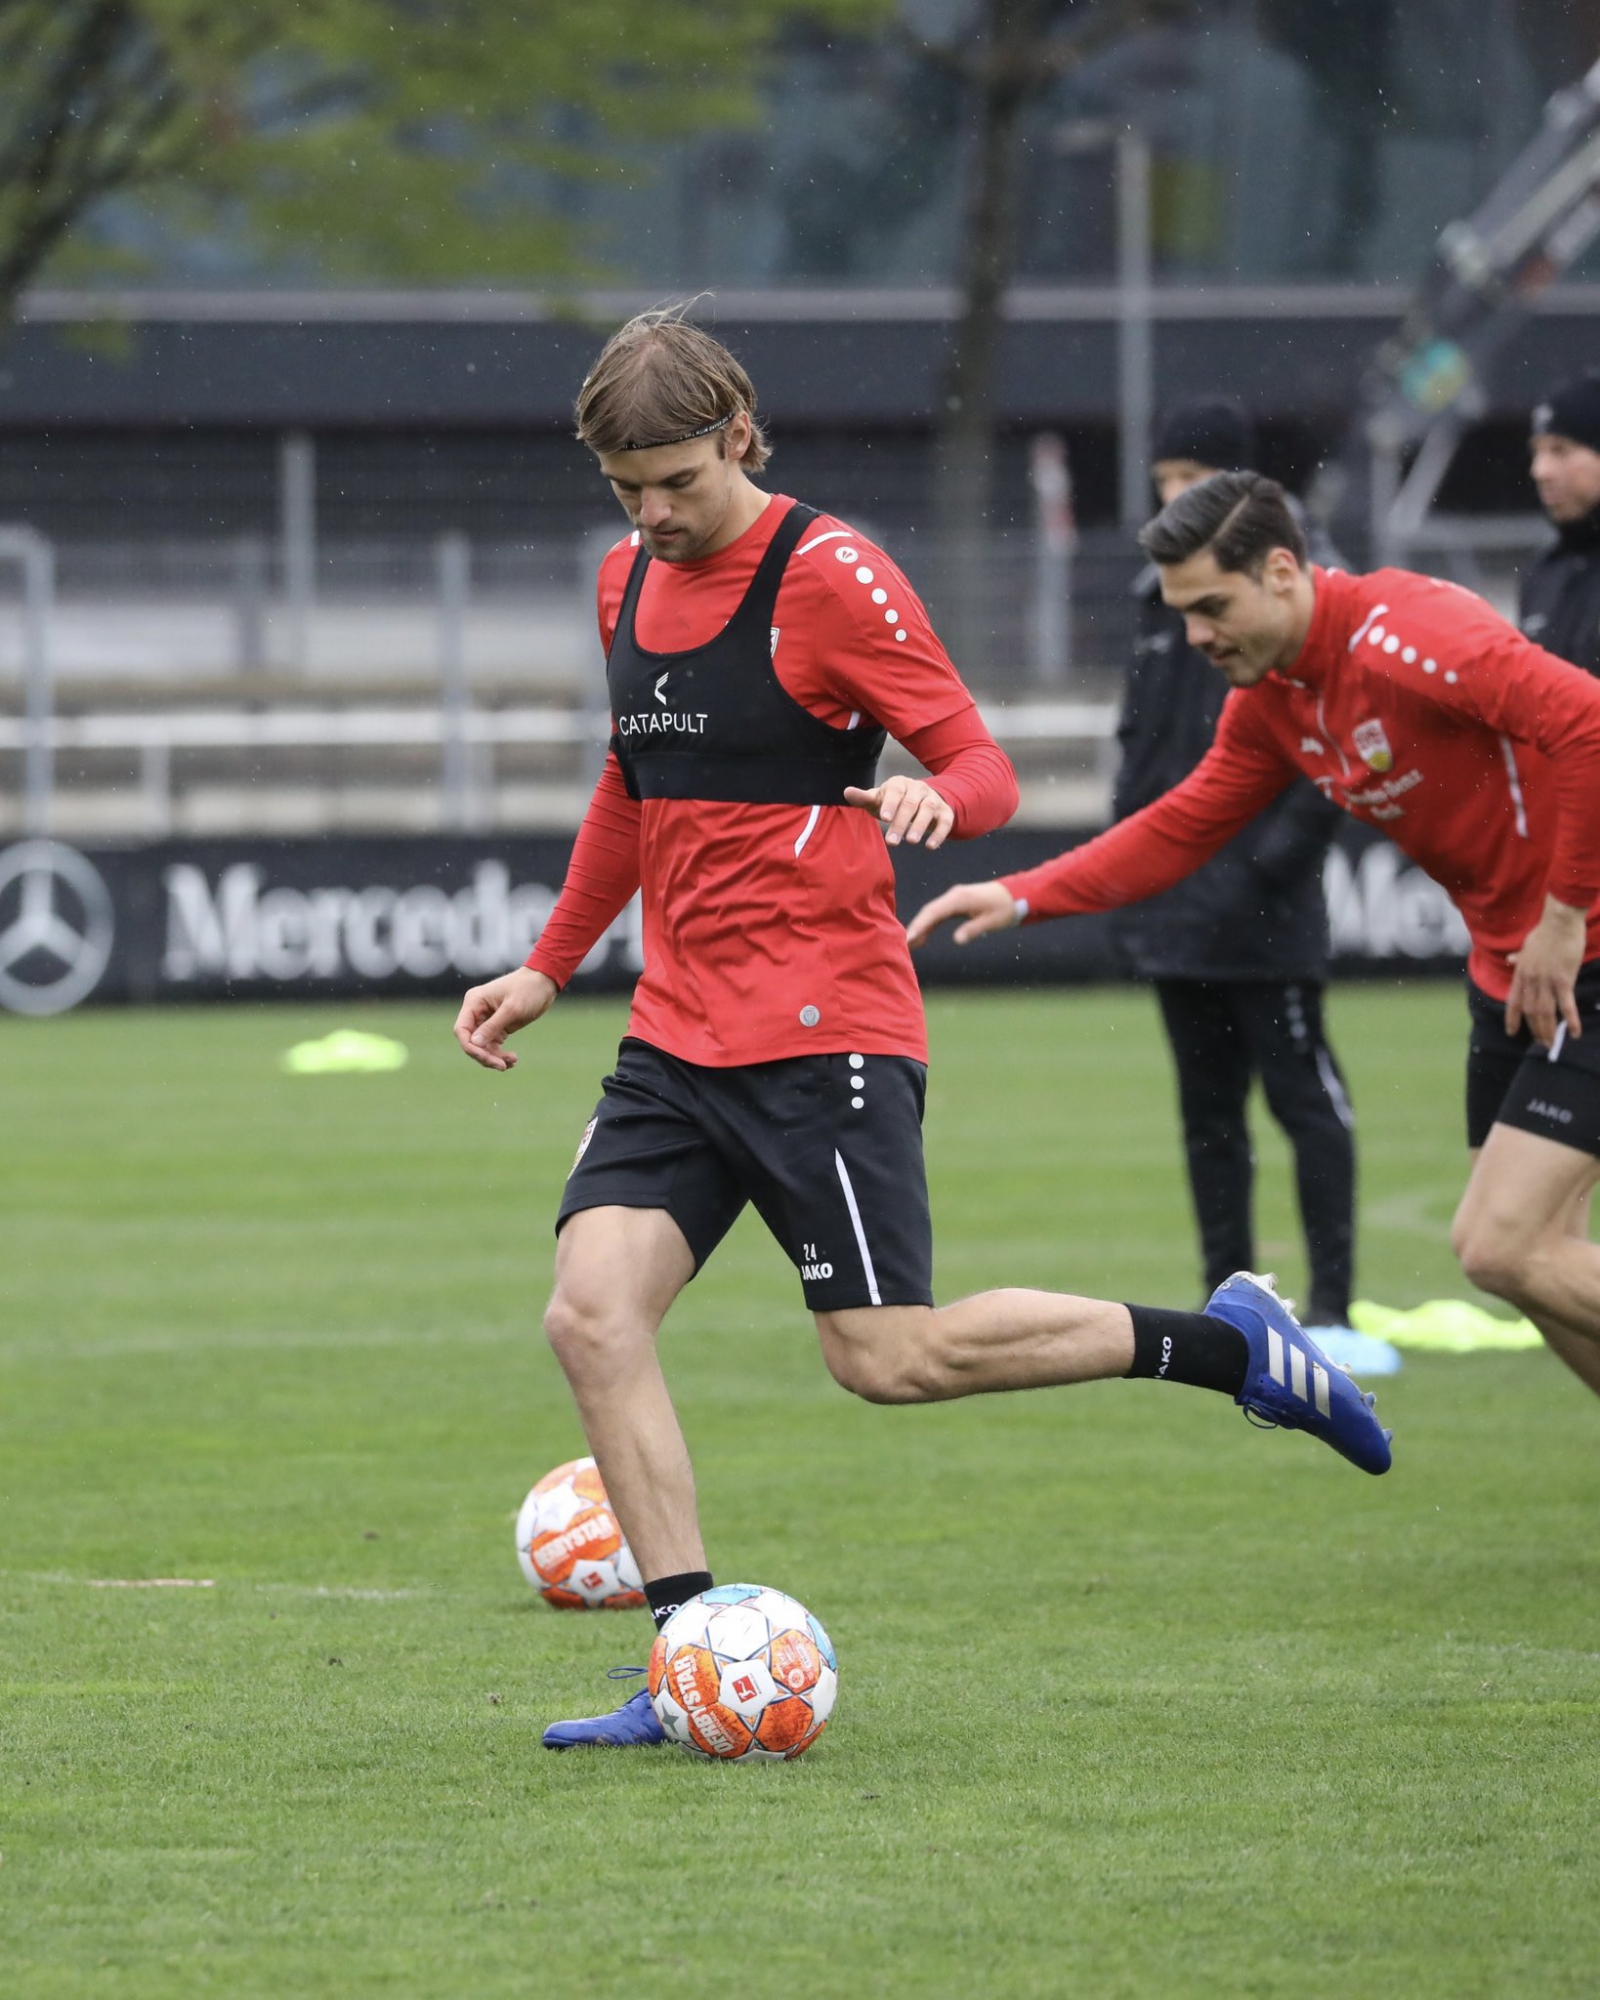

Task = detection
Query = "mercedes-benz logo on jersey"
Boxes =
[0,839,115,1016]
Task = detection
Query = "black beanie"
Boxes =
[1531,369,1600,452]
[1151,398,1255,472]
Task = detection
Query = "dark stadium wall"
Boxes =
[0,292,1591,536]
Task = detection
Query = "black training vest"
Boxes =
[607,501,887,804]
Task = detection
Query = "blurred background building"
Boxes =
[2,0,1598,840]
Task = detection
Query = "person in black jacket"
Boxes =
[1520,369,1600,677]
[1114,400,1356,1329]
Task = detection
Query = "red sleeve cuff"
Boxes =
[900,707,1018,839]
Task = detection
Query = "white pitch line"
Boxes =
[86,1577,215,1589]
[254,1583,429,1601]
[9,1572,430,1601]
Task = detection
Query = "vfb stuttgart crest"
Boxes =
[1352,719,1393,773]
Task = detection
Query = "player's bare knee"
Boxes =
[816,1309,943,1404]
[540,1286,588,1361]
[542,1285,630,1378]
[1451,1218,1530,1302]
[816,1332,890,1402]
[829,1347,931,1404]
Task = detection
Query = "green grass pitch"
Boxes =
[2,984,1597,1998]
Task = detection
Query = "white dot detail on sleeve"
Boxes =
[848,1054,864,1069]
[855,566,874,584]
[1445,670,1458,683]
[1402,646,1417,663]
[1383,635,1400,654]
[1423,658,1438,673]
[1369,626,1385,644]
[871,587,888,604]
[894,630,907,642]
[851,1096,865,1111]
[885,609,899,625]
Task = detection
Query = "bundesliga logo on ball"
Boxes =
[515,1456,645,1610]
[649,1584,837,1761]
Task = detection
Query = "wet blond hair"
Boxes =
[575,307,771,471]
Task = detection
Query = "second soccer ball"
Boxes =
[514,1455,645,1610]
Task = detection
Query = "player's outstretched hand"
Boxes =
[453,966,558,1072]
[904,880,1021,950]
[843,776,954,850]
[1506,896,1587,1046]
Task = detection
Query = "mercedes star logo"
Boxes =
[0,839,115,1016]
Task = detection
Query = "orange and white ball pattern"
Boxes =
[649,1584,837,1761]
[514,1456,645,1610]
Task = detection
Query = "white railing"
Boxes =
[0,700,1119,838]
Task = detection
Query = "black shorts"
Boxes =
[557,1038,934,1312]
[1465,961,1600,1156]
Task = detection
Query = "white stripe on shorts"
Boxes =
[833,1149,882,1306]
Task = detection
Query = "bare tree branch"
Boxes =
[0,1,195,308]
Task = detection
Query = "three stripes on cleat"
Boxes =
[1265,1327,1333,1418]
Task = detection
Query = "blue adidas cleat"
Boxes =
[1206,1271,1393,1476]
[541,1668,666,1751]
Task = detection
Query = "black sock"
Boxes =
[1125,1305,1250,1397]
[644,1570,713,1631]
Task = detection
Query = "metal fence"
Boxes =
[0,513,1555,839]
[0,524,1144,693]
[0,699,1120,842]
[0,537,601,689]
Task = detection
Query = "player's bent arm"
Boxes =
[844,712,1019,853]
[1001,723,1295,924]
[454,967,558,1072]
[909,719,1293,944]
[802,544,1018,848]
[843,774,955,850]
[899,711,1019,840]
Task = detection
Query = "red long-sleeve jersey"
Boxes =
[528,497,1018,1065]
[1004,565,1600,1001]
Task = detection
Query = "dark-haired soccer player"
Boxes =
[1121,401,1356,1335]
[454,324,1392,1750]
[910,470,1600,1406]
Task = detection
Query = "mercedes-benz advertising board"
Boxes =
[0,825,1468,1017]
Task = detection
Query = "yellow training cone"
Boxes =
[1349,1298,1543,1353]
[280,1030,409,1075]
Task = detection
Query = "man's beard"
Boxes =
[640,490,728,562]
[642,528,700,561]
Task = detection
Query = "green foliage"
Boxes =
[2,986,1598,1995]
[0,0,884,303]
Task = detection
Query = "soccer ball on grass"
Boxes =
[649,1583,837,1761]
[515,1456,644,1610]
